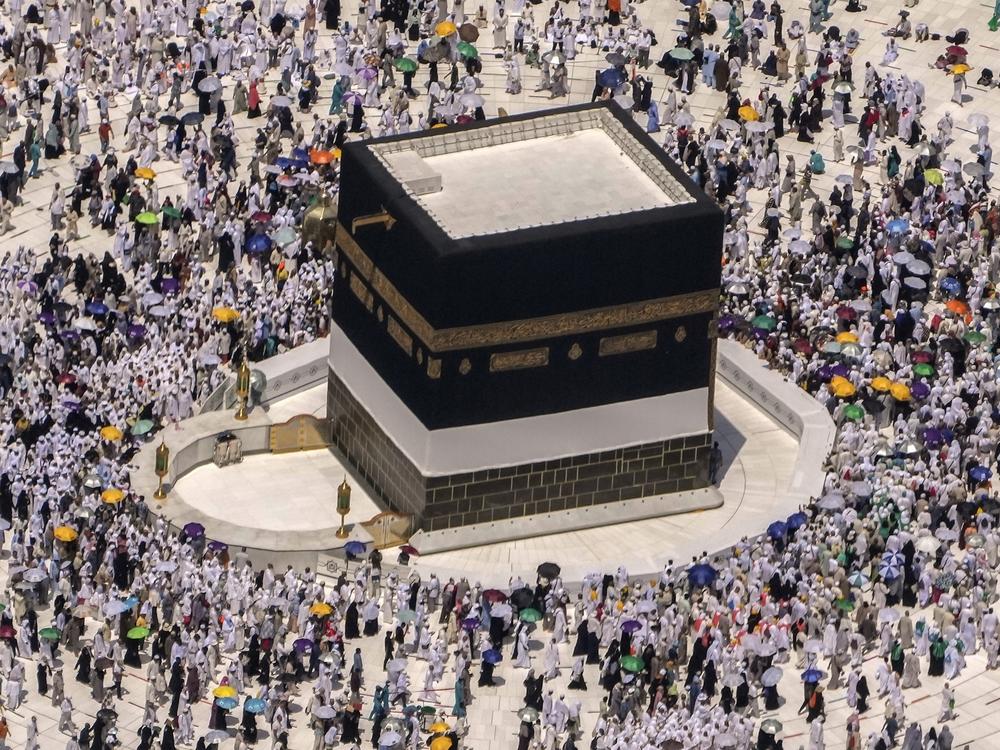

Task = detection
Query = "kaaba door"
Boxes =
[269,415,332,453]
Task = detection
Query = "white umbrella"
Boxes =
[379,731,402,746]
[635,600,657,614]
[848,571,869,587]
[709,1,732,18]
[835,174,853,184]
[878,607,901,623]
[270,95,292,108]
[721,672,744,688]
[745,120,771,133]
[757,642,777,657]
[915,536,940,553]
[314,705,337,719]
[23,568,47,583]
[491,603,513,618]
[783,227,801,239]
[459,93,485,108]
[892,251,914,265]
[149,305,171,317]
[718,118,740,132]
[103,601,127,616]
[674,112,695,127]
[968,113,990,129]
[906,259,931,275]
[74,318,97,331]
[804,638,823,653]
[789,239,811,255]
[816,492,845,510]
[155,561,179,573]
[964,162,985,177]
[934,527,959,542]
[142,291,164,306]
[761,666,783,687]
[198,76,222,93]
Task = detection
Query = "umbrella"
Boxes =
[950,63,971,75]
[848,571,870,587]
[967,533,987,549]
[924,168,944,185]
[913,363,935,378]
[400,545,419,556]
[879,561,901,579]
[751,314,776,331]
[458,23,479,42]
[392,57,418,73]
[842,404,865,422]
[212,306,239,323]
[246,698,267,714]
[800,668,824,683]
[964,162,986,177]
[786,511,808,530]
[886,218,909,234]
[127,626,150,639]
[270,95,292,108]
[131,419,155,436]
[738,105,759,122]
[965,330,987,345]
[204,730,231,743]
[161,206,181,220]
[833,81,854,94]
[310,602,333,616]
[183,521,205,538]
[490,602,513,618]
[430,738,452,750]
[620,655,645,673]
[181,111,204,125]
[605,52,627,66]
[293,637,314,652]
[459,93,485,109]
[518,707,539,723]
[621,619,642,634]
[215,697,238,710]
[483,649,502,664]
[940,277,963,295]
[102,601,127,616]
[135,211,159,226]
[882,550,905,567]
[313,704,337,719]
[398,608,417,623]
[435,19,458,35]
[461,617,479,631]
[598,68,626,89]
[213,685,238,699]
[101,488,124,503]
[100,426,123,441]
[537,562,561,578]
[134,167,156,181]
[946,299,970,316]
[38,627,61,641]
[879,608,901,623]
[519,608,542,623]
[483,589,507,604]
[72,605,96,618]
[23,568,47,583]
[247,234,272,253]
[760,719,783,735]
[429,721,450,734]
[969,465,993,483]
[457,41,479,59]
[761,666,783,687]
[344,540,366,556]
[766,521,787,539]
[669,47,695,61]
[687,563,717,586]
[379,730,403,746]
[54,526,78,542]
[272,227,297,246]
[890,383,911,401]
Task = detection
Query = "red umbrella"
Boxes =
[483,589,508,603]
[792,338,813,355]
[835,305,857,321]
[57,373,77,384]
[399,545,419,556]
[251,211,272,223]
[947,45,967,57]
[0,625,15,638]
[911,350,934,364]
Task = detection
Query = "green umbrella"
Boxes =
[131,419,155,436]
[668,47,694,61]
[519,608,542,623]
[924,168,944,186]
[913,363,935,377]
[136,212,159,225]
[835,236,854,250]
[161,206,182,219]
[834,598,855,612]
[965,330,987,345]
[620,655,645,673]
[393,57,418,73]
[38,627,61,641]
[751,314,776,331]
[457,41,478,58]
[842,404,865,422]
[271,227,297,246]
[127,626,150,639]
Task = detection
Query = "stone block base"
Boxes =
[328,368,713,533]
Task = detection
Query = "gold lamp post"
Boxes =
[154,440,170,499]
[336,477,352,538]
[234,357,252,421]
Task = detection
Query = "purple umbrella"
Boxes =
[208,540,228,552]
[39,311,56,325]
[816,365,833,382]
[621,619,642,634]
[830,364,850,377]
[127,324,147,339]
[60,329,80,341]
[461,617,479,631]
[358,67,378,81]
[293,637,314,653]
[16,279,37,295]
[86,302,109,316]
[718,314,739,331]
[922,428,942,448]
[483,649,502,664]
[183,521,205,539]
[343,91,363,106]
[911,382,930,400]
[161,278,180,295]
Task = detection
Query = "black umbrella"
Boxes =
[159,114,180,127]
[95,657,113,670]
[241,0,255,9]
[181,112,204,126]
[510,588,533,609]
[97,707,117,722]
[537,562,561,579]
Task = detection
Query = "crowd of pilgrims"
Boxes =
[0,0,992,746]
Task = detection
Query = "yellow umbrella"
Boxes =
[890,382,911,401]
[430,738,453,750]
[950,63,971,75]
[435,20,458,35]
[134,167,157,180]
[100,425,123,441]
[738,105,759,122]
[431,123,447,129]
[54,526,78,542]
[101,488,124,504]
[212,307,239,323]
[870,376,891,392]
[310,602,333,616]
[829,376,856,398]
[835,331,859,344]
[429,722,450,733]
[213,685,238,699]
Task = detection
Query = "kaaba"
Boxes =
[328,101,724,536]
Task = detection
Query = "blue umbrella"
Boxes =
[940,277,962,295]
[247,234,272,253]
[245,698,267,714]
[344,541,366,556]
[766,521,787,539]
[86,302,109,316]
[886,218,909,234]
[882,550,905,567]
[216,697,238,710]
[801,668,824,683]
[878,561,901,580]
[461,617,479,631]
[291,147,309,161]
[969,465,993,483]
[483,649,502,664]
[598,68,626,89]
[786,512,808,530]
[687,563,718,587]
[123,596,140,611]
[275,156,295,170]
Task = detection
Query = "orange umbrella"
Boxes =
[835,331,859,344]
[738,105,759,122]
[310,150,335,165]
[890,382,911,401]
[870,376,891,392]
[435,20,457,35]
[945,299,970,315]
